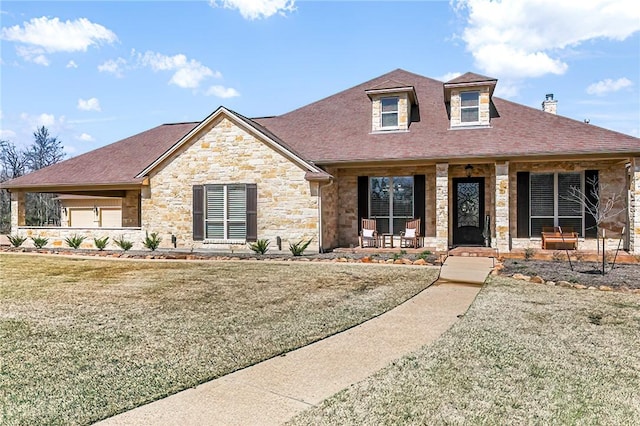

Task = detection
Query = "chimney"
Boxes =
[542,93,557,115]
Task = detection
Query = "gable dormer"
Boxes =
[366,79,418,133]
[444,72,497,129]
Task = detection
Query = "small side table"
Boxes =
[380,233,394,248]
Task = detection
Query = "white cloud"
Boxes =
[454,0,640,79]
[586,77,633,96]
[434,72,462,82]
[206,85,241,98]
[209,0,295,20]
[20,112,65,131]
[98,57,127,77]
[137,50,220,89]
[66,60,78,68]
[0,129,17,139]
[77,132,94,142]
[1,16,117,53]
[77,97,101,112]
[16,45,50,66]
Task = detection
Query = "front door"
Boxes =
[453,177,485,246]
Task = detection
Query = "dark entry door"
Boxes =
[453,177,485,246]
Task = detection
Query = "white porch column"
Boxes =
[10,191,26,232]
[630,157,640,254]
[436,163,449,252]
[495,161,510,252]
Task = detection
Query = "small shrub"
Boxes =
[31,235,49,249]
[393,252,402,261]
[8,234,27,248]
[524,247,535,260]
[65,234,86,249]
[143,231,162,251]
[289,239,312,256]
[417,250,432,261]
[551,251,564,262]
[248,238,270,255]
[94,236,109,251]
[113,235,133,251]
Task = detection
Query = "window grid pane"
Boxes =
[370,176,414,235]
[204,184,247,240]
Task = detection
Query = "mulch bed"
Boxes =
[502,258,640,290]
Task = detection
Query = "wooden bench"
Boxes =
[541,227,579,250]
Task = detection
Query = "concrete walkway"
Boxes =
[438,255,496,285]
[98,260,492,426]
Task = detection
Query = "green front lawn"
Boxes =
[0,254,438,425]
[292,276,640,425]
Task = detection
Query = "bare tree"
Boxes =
[564,174,627,274]
[0,140,27,232]
[0,127,66,230]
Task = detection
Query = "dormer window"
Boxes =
[366,83,418,133]
[381,97,399,128]
[443,72,497,129]
[460,91,480,123]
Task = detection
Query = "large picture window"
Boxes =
[205,184,247,240]
[370,176,413,234]
[530,172,583,236]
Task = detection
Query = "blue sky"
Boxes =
[1,0,639,157]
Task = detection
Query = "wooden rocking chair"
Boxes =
[359,218,379,248]
[400,218,421,248]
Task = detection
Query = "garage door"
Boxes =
[69,208,95,227]
[100,208,122,227]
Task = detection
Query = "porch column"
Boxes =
[495,161,510,252]
[436,163,449,252]
[630,157,640,254]
[122,190,141,227]
[10,191,26,232]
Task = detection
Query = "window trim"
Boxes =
[529,172,585,237]
[380,97,399,129]
[368,176,414,235]
[460,91,480,124]
[204,183,247,243]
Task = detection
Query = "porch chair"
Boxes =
[359,218,379,248]
[400,218,422,248]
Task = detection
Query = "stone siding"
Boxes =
[494,162,510,252]
[630,158,640,253]
[320,167,339,250]
[449,87,491,127]
[141,116,319,252]
[435,163,449,251]
[370,93,410,132]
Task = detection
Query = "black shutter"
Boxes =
[357,176,369,232]
[516,172,530,238]
[246,184,257,242]
[193,185,204,241]
[414,175,426,236]
[585,170,598,238]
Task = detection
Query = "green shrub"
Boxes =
[113,235,133,251]
[65,234,86,249]
[143,232,162,251]
[418,250,432,260]
[289,239,312,256]
[248,239,270,255]
[94,236,109,251]
[7,234,27,248]
[31,235,49,249]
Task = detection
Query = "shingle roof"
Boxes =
[445,72,497,85]
[2,122,197,189]
[3,68,638,190]
[254,68,640,163]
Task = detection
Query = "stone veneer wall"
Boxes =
[335,165,436,248]
[370,93,410,132]
[141,116,319,252]
[630,158,640,253]
[509,160,631,251]
[449,87,491,127]
[320,167,339,250]
[13,227,145,250]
